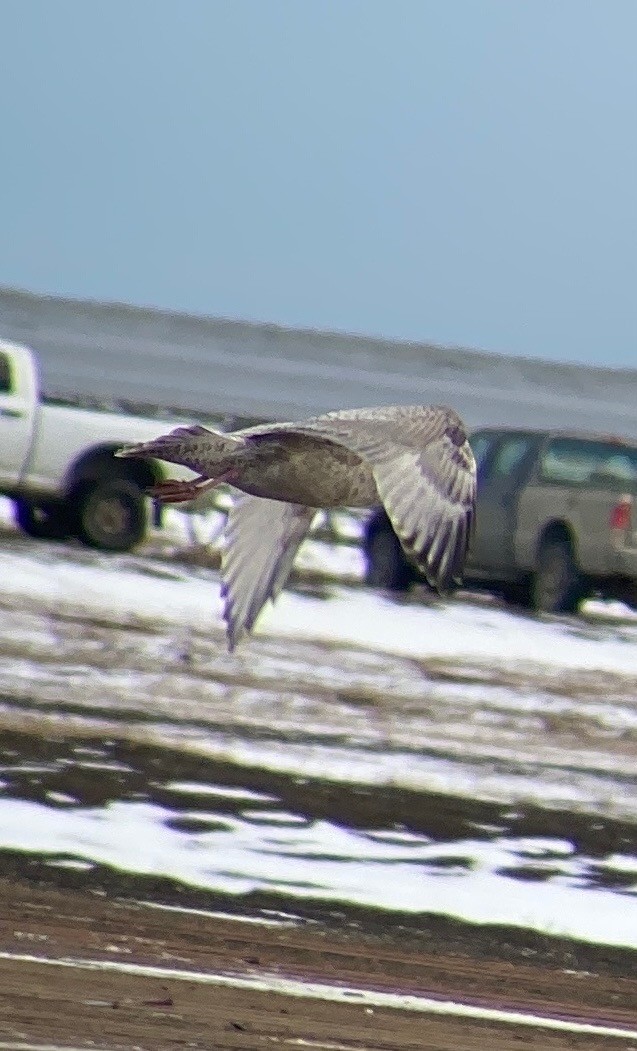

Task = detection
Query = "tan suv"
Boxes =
[363,427,637,613]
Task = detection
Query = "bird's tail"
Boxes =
[117,424,242,476]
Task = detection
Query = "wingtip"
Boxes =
[220,583,242,653]
[225,621,245,654]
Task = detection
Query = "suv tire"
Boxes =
[365,524,414,591]
[500,578,533,609]
[532,538,583,614]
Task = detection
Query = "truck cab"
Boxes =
[0,341,38,488]
[0,339,196,551]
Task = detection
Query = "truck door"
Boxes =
[470,432,540,572]
[0,348,33,486]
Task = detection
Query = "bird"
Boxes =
[118,405,476,651]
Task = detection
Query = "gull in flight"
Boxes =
[118,405,476,651]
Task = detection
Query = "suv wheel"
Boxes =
[617,582,637,612]
[72,478,148,552]
[500,578,533,609]
[532,538,583,614]
[365,525,415,591]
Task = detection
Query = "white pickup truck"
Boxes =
[0,338,194,551]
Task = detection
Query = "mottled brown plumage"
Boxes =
[118,405,476,650]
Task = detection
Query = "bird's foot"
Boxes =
[148,479,208,503]
[148,469,237,504]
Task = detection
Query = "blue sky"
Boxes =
[1,1,635,366]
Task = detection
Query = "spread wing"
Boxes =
[290,405,476,591]
[221,496,316,651]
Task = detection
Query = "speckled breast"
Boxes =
[236,435,379,508]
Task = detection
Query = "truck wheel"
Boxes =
[531,538,583,614]
[14,500,70,542]
[365,524,415,591]
[72,479,148,552]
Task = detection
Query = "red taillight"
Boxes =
[610,498,632,531]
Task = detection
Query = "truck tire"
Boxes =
[14,499,70,542]
[364,523,415,591]
[531,538,583,614]
[72,478,148,552]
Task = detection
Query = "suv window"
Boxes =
[540,438,637,485]
[469,431,497,470]
[0,353,11,393]
[490,435,536,478]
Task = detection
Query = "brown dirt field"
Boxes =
[0,878,635,1051]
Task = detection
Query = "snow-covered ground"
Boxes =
[0,793,635,949]
[1,500,635,676]
[0,498,636,950]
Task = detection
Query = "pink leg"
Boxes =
[149,469,237,504]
